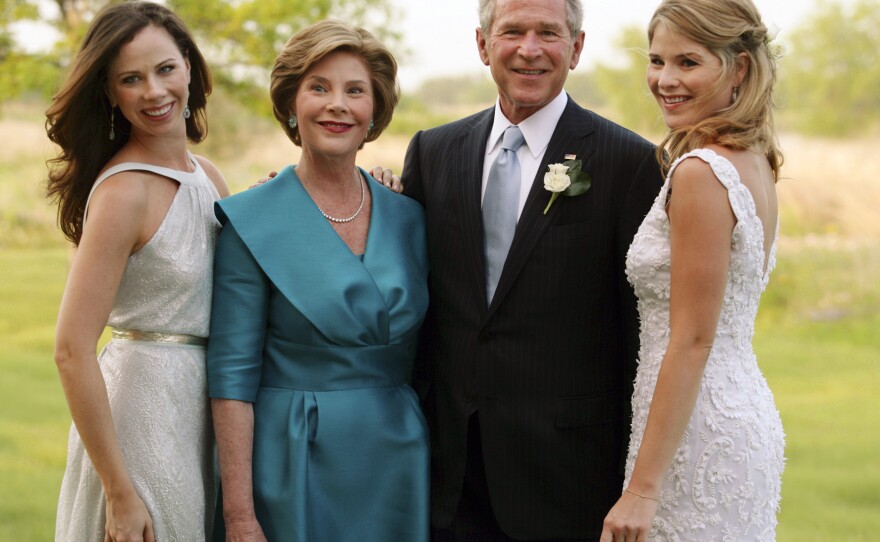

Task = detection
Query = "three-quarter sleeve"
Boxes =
[207,221,270,402]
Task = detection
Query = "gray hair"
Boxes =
[478,0,583,39]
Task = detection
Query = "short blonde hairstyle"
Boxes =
[649,0,783,180]
[270,20,399,147]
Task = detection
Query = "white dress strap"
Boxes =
[83,152,206,224]
[670,148,778,283]
[667,148,757,227]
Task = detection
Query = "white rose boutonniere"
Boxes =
[542,157,592,214]
[544,164,571,192]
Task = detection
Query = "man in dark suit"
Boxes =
[402,0,663,540]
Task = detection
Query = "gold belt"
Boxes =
[111,328,208,348]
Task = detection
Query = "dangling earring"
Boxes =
[288,115,298,129]
[368,119,375,132]
[731,86,739,104]
[109,108,115,141]
[183,105,191,119]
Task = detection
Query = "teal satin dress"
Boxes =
[207,166,429,542]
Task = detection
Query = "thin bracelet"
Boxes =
[625,488,660,503]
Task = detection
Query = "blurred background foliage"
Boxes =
[0,0,402,114]
[2,0,880,138]
[1,0,878,247]
[0,1,878,540]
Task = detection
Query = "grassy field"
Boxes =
[0,247,70,541]
[1,102,879,539]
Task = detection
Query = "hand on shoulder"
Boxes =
[247,170,278,190]
[368,165,403,193]
[243,166,402,193]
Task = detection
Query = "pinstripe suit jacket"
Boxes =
[402,97,662,540]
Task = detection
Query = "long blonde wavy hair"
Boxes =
[649,0,783,180]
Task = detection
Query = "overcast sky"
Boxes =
[11,0,854,91]
[390,0,851,90]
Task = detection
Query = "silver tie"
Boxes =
[483,125,525,302]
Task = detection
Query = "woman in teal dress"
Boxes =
[207,21,429,542]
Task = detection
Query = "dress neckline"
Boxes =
[84,152,207,224]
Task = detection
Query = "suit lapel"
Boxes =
[487,100,596,316]
[453,110,495,312]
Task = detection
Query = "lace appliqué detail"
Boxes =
[624,149,785,541]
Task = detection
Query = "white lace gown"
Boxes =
[624,149,785,541]
[55,155,220,541]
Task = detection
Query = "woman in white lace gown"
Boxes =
[601,1,785,540]
[46,3,229,540]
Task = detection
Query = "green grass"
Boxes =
[756,242,880,540]
[759,323,880,540]
[2,103,878,538]
[0,247,70,541]
[0,242,878,540]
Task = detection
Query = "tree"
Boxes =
[170,0,401,111]
[0,0,58,101]
[0,0,401,108]
[778,0,880,136]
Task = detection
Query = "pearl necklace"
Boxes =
[316,169,366,224]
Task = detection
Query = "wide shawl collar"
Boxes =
[452,99,597,319]
[215,166,420,345]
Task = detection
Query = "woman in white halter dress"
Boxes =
[55,157,221,540]
[601,1,785,540]
[45,3,229,540]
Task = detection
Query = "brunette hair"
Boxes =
[270,20,399,147]
[649,0,783,179]
[45,1,212,244]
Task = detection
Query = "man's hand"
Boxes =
[249,168,403,193]
[369,166,403,193]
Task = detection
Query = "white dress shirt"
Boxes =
[481,90,569,219]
